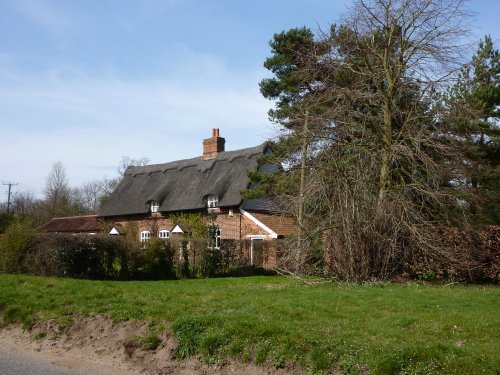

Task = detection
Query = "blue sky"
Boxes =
[1,0,499,198]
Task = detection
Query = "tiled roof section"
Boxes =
[98,143,269,217]
[38,215,105,233]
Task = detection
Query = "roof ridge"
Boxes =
[50,215,99,220]
[125,143,267,175]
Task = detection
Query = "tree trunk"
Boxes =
[378,96,393,210]
[297,109,309,273]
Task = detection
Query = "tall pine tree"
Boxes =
[446,36,500,223]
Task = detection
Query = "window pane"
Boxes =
[140,231,151,242]
[207,195,218,208]
[151,201,159,212]
[159,230,169,239]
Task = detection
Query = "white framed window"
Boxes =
[207,195,218,208]
[215,226,221,249]
[150,201,160,213]
[208,225,221,250]
[140,230,151,242]
[158,230,170,239]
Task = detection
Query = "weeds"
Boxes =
[139,333,162,350]
[172,316,207,359]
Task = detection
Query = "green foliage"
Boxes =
[19,234,131,279]
[260,27,322,130]
[444,35,500,223]
[0,226,279,281]
[0,218,34,272]
[139,333,162,350]
[198,247,221,278]
[0,230,180,280]
[0,212,13,234]
[176,240,190,278]
[2,305,33,330]
[169,213,206,239]
[373,345,446,375]
[251,27,330,201]
[416,271,437,282]
[172,316,207,359]
[197,224,222,277]
[128,238,175,280]
[34,332,46,340]
[242,138,301,200]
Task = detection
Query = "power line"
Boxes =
[3,182,18,214]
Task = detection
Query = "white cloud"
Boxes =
[0,60,274,196]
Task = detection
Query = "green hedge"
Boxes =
[0,230,277,280]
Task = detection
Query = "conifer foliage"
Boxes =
[253,0,495,280]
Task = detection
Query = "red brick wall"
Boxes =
[107,209,289,241]
[248,212,297,236]
[202,136,225,160]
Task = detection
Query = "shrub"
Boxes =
[1,229,280,281]
[0,212,13,234]
[0,219,34,273]
[176,240,190,278]
[402,226,500,283]
[199,247,222,277]
[20,234,131,279]
[127,238,175,280]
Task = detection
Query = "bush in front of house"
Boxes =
[21,233,131,279]
[127,238,175,280]
[0,218,34,273]
[26,234,178,280]
[1,230,179,280]
[198,246,222,278]
[193,239,257,277]
[1,229,259,280]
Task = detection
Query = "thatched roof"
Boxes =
[99,143,270,217]
[38,215,105,233]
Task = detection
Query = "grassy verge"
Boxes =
[0,274,498,374]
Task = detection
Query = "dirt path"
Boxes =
[0,328,140,375]
[0,320,148,375]
[0,316,298,375]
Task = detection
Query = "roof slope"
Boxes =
[99,143,268,217]
[38,215,105,233]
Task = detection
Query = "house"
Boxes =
[38,215,105,235]
[97,129,295,257]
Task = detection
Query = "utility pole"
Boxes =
[3,182,18,214]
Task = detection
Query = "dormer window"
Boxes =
[150,201,160,213]
[207,195,218,208]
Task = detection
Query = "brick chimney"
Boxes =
[203,128,225,160]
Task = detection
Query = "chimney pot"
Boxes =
[212,128,219,137]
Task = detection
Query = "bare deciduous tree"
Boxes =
[73,180,107,213]
[43,161,72,219]
[117,156,150,176]
[259,0,475,280]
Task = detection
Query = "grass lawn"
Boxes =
[0,274,498,374]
